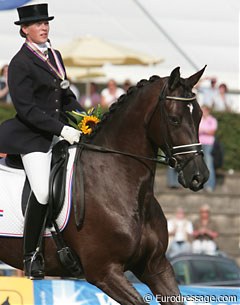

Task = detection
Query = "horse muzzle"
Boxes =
[177,157,209,192]
[168,143,209,192]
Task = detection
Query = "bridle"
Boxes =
[159,92,203,172]
[77,82,203,173]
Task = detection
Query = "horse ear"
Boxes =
[168,67,180,90]
[186,65,207,88]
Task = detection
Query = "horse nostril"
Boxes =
[191,175,202,189]
[192,179,200,188]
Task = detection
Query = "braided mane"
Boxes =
[82,75,161,142]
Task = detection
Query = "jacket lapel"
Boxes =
[22,44,59,78]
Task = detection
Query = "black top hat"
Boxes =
[14,3,54,25]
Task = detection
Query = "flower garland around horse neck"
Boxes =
[66,105,103,135]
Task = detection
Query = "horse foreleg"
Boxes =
[139,256,183,305]
[85,264,146,305]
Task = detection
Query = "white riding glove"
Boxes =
[60,126,81,145]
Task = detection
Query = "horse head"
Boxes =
[147,66,209,191]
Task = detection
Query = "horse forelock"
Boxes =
[82,75,162,141]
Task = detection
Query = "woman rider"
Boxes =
[0,3,84,279]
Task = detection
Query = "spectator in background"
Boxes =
[199,105,218,192]
[196,76,218,109]
[213,83,232,112]
[123,79,132,92]
[0,64,11,104]
[80,82,101,109]
[101,79,125,108]
[167,207,193,258]
[167,167,179,189]
[192,204,218,255]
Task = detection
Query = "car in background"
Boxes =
[170,253,240,287]
[0,261,18,276]
[125,253,240,287]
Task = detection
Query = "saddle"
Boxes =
[5,141,83,277]
[5,140,70,222]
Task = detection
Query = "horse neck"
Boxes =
[92,80,163,160]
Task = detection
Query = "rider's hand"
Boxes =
[60,126,81,145]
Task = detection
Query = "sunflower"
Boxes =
[66,105,103,135]
[79,115,100,134]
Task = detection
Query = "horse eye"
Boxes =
[169,115,180,125]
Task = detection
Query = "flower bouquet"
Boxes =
[66,105,103,135]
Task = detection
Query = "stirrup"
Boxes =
[24,249,45,280]
[57,246,82,277]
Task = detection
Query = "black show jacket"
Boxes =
[0,44,84,154]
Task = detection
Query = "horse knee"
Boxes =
[84,264,119,285]
[140,254,173,283]
[85,268,146,305]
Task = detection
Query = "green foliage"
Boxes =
[214,112,240,170]
[0,104,239,169]
[0,103,15,123]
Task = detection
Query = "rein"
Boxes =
[77,142,168,166]
[76,138,202,175]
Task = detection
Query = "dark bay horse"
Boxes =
[0,67,209,305]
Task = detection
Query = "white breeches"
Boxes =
[21,150,52,205]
